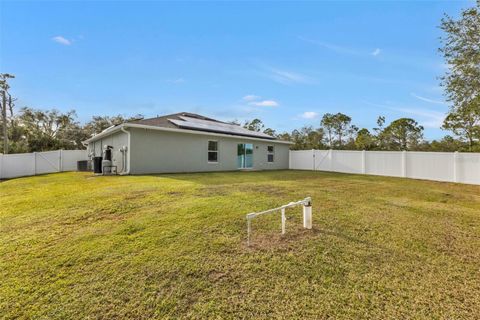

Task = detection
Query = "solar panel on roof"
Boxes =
[168,117,275,139]
[180,116,275,139]
[180,116,275,137]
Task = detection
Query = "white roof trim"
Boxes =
[84,123,293,145]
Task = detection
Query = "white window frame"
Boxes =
[208,140,219,163]
[267,145,275,163]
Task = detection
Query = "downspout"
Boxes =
[120,126,131,175]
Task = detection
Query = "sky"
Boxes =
[0,0,475,139]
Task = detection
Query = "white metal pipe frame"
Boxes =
[246,197,312,246]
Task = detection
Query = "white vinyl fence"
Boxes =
[290,149,480,185]
[0,150,87,179]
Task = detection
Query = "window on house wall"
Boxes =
[208,141,218,162]
[267,145,274,162]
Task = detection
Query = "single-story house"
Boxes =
[84,112,292,174]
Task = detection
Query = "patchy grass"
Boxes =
[1,170,480,319]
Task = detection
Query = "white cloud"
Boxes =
[362,100,446,129]
[393,107,445,128]
[268,68,311,85]
[411,93,446,105]
[254,62,313,85]
[300,36,383,59]
[242,94,260,102]
[249,100,279,107]
[168,78,185,84]
[299,111,319,119]
[52,36,72,45]
[298,36,360,55]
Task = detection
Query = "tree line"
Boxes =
[0,101,142,153]
[244,114,468,152]
[0,104,466,153]
[0,1,478,153]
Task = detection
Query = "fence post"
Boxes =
[453,151,459,183]
[362,150,366,174]
[33,152,37,175]
[0,153,3,180]
[329,149,333,171]
[402,151,407,177]
[59,149,63,172]
[312,149,315,171]
[289,150,291,169]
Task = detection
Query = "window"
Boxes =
[267,145,274,163]
[208,141,218,162]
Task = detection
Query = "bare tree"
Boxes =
[0,73,15,154]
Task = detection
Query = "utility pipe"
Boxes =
[246,197,312,246]
[120,126,131,175]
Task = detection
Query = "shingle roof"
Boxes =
[128,112,223,129]
[128,112,276,140]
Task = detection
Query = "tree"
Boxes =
[18,107,85,152]
[243,118,276,137]
[373,116,387,150]
[4,110,145,153]
[429,135,467,152]
[383,118,424,150]
[263,127,277,137]
[243,119,264,132]
[302,126,325,150]
[83,114,143,137]
[320,113,335,147]
[289,126,325,150]
[442,105,480,150]
[440,1,480,151]
[276,132,292,143]
[320,112,356,147]
[355,128,375,150]
[7,100,28,153]
[332,113,353,147]
[0,73,15,154]
[344,124,359,149]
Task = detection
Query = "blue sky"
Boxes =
[0,1,474,139]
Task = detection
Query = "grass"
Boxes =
[1,170,480,319]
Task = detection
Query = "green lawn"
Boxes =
[1,171,480,319]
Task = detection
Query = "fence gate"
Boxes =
[0,150,87,179]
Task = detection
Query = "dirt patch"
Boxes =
[117,223,146,236]
[382,197,412,208]
[195,185,231,197]
[124,190,151,200]
[208,270,228,282]
[237,184,287,197]
[438,192,453,203]
[80,208,129,223]
[194,183,287,198]
[63,201,141,226]
[245,227,320,251]
[166,191,184,196]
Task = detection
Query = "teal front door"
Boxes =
[237,143,253,169]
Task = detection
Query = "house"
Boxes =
[84,112,292,174]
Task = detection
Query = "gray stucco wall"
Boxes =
[128,128,290,174]
[87,131,128,171]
